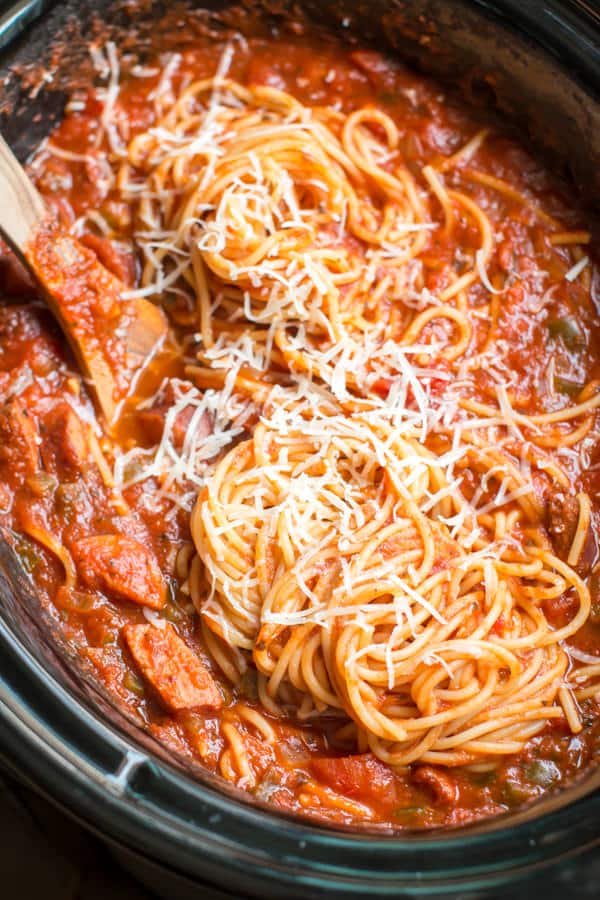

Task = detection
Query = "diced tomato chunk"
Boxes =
[41,401,89,476]
[543,591,580,625]
[71,534,166,610]
[371,376,392,397]
[412,765,458,804]
[123,623,222,712]
[311,753,398,806]
[496,238,514,272]
[492,614,506,636]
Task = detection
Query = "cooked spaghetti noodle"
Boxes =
[189,394,589,766]
[6,20,600,828]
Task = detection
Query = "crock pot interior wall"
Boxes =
[0,0,600,852]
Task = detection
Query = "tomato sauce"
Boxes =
[1,17,600,831]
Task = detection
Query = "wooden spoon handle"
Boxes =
[0,133,47,253]
[0,133,169,425]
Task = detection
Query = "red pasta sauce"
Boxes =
[1,18,599,831]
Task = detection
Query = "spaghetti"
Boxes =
[112,57,600,772]
[9,25,600,827]
[189,396,589,766]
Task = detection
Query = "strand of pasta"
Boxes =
[190,403,591,767]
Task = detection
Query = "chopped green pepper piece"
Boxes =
[124,670,145,697]
[502,779,535,807]
[240,668,258,700]
[13,535,41,574]
[547,317,584,348]
[469,769,496,787]
[55,484,79,523]
[525,759,561,787]
[554,376,585,397]
[589,572,600,624]
[163,600,185,624]
[25,472,58,497]
[394,806,425,823]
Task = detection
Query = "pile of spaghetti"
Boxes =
[106,53,600,769]
[121,59,481,397]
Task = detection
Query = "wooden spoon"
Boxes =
[0,133,168,424]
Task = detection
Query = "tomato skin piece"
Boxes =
[492,614,506,636]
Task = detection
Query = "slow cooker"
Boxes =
[0,1,599,897]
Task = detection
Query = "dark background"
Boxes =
[0,774,150,899]
[1,772,599,900]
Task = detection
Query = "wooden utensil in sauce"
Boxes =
[0,133,168,424]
